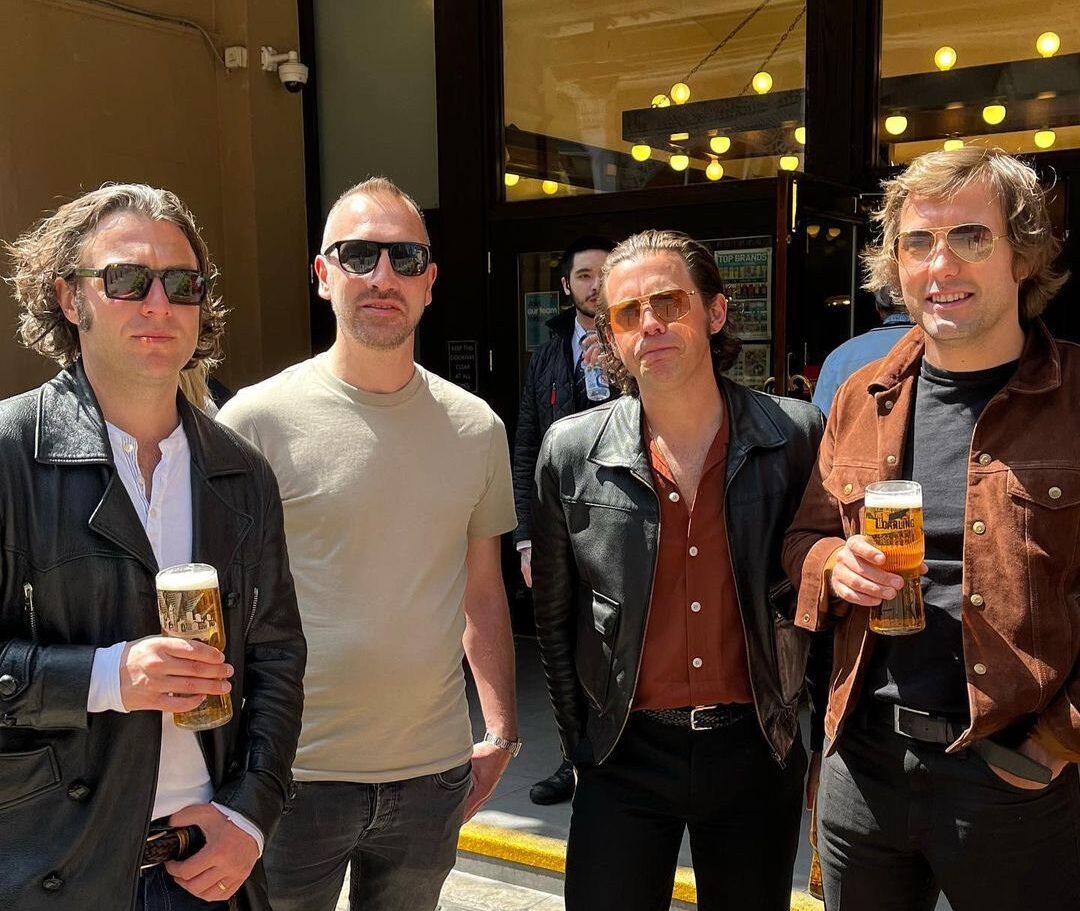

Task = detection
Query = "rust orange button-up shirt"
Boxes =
[633,418,753,710]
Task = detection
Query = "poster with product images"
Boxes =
[714,247,772,340]
[524,292,562,351]
[725,342,771,391]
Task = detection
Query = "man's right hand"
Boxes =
[827,535,927,606]
[120,636,233,713]
[520,547,533,589]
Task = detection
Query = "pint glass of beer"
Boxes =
[863,481,926,635]
[155,563,232,731]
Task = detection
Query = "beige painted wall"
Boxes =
[313,0,438,212]
[0,0,311,397]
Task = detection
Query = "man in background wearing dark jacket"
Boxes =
[512,236,615,805]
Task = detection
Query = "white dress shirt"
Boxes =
[87,421,263,853]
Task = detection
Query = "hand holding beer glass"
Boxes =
[829,480,927,635]
[155,563,233,730]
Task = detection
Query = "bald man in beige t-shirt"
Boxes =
[219,177,518,911]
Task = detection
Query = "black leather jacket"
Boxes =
[531,381,828,767]
[0,364,306,911]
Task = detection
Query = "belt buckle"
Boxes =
[690,705,719,731]
[893,704,949,743]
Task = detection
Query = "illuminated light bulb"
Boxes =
[934,46,957,71]
[631,144,652,162]
[794,126,806,145]
[706,160,724,181]
[504,172,520,187]
[541,179,559,195]
[884,115,909,136]
[651,94,671,108]
[710,136,731,154]
[982,104,1006,125]
[670,82,691,105]
[806,224,821,238]
[1036,32,1060,58]
[752,71,773,94]
[669,153,690,172]
[943,139,964,151]
[1034,129,1057,149]
[827,227,842,240]
[779,155,800,171]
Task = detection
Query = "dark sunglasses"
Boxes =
[894,223,1008,268]
[70,264,207,305]
[606,288,697,334]
[322,239,431,277]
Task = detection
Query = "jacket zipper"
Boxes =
[601,468,661,764]
[244,586,260,640]
[24,583,38,640]
[723,447,784,765]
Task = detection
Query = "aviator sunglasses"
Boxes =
[322,239,431,277]
[894,223,1008,269]
[606,288,697,334]
[69,264,208,305]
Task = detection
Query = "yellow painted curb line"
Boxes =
[458,822,822,909]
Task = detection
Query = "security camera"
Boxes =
[261,47,309,93]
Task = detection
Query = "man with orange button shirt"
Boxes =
[531,230,828,910]
[784,147,1080,910]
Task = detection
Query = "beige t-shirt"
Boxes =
[218,356,516,782]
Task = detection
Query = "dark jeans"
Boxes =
[565,711,806,911]
[264,762,472,911]
[137,865,229,911]
[818,715,1080,911]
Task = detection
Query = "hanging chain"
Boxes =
[738,4,807,96]
[682,0,774,83]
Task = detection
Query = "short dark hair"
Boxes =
[559,235,616,289]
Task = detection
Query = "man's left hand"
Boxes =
[164,803,259,900]
[985,736,1070,790]
[463,740,512,821]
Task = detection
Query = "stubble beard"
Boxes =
[335,294,420,352]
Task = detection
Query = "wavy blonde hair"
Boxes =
[594,230,742,396]
[863,147,1068,319]
[5,183,227,368]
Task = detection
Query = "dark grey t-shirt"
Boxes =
[867,357,1018,718]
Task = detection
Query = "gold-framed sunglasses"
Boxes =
[606,288,697,335]
[893,223,1008,269]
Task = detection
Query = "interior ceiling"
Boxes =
[503,0,1079,153]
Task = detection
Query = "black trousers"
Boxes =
[564,710,806,911]
[818,714,1080,911]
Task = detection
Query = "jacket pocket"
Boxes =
[822,465,878,537]
[576,591,620,711]
[0,746,61,811]
[773,614,811,703]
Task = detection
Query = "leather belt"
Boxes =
[141,825,205,870]
[871,702,1052,785]
[637,703,753,732]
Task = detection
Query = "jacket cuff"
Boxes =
[795,539,845,632]
[212,756,290,841]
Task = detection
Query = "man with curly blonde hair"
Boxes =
[784,147,1080,910]
[0,184,305,911]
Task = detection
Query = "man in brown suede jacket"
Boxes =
[784,147,1080,911]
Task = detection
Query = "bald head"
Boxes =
[322,178,429,251]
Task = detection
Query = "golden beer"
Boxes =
[156,563,232,731]
[863,481,926,635]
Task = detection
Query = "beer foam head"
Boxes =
[156,563,219,591]
[864,481,922,509]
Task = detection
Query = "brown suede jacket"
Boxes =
[783,319,1080,760]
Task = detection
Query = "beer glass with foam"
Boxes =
[155,562,232,730]
[862,481,926,635]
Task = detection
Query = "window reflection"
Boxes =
[502,0,808,201]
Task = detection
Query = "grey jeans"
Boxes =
[264,762,472,911]
[818,717,1080,911]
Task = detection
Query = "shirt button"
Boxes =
[149,508,158,519]
[122,441,135,454]
[1049,486,1062,500]
[690,601,702,613]
[884,400,895,410]
[691,657,703,669]
[886,455,897,465]
[802,613,811,623]
[969,593,984,607]
[973,662,987,675]
[669,491,680,503]
[689,546,699,557]
[978,453,992,466]
[843,483,853,496]
[972,520,986,535]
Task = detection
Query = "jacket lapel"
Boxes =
[88,473,159,575]
[588,396,653,487]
